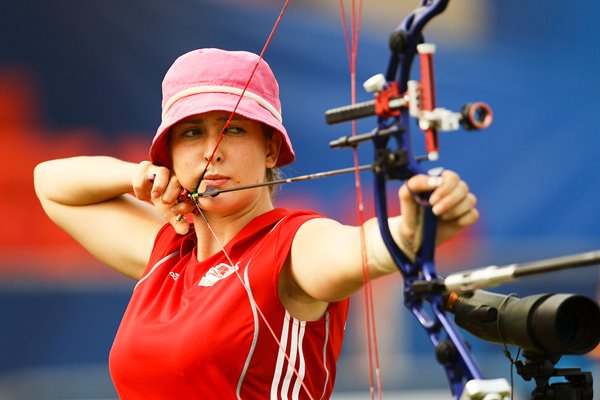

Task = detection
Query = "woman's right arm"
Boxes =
[34,156,175,280]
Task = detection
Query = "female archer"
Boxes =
[34,48,479,399]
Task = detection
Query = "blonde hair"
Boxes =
[263,125,282,198]
[266,167,282,198]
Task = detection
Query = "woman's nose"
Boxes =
[203,134,223,162]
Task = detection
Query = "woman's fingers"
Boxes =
[131,161,193,235]
[399,170,479,249]
[132,161,171,202]
[437,192,477,221]
[161,174,184,205]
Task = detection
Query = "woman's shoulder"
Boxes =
[249,208,326,236]
[149,222,196,260]
[272,207,324,223]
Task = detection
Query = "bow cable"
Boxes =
[339,1,383,399]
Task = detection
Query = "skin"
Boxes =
[34,110,479,321]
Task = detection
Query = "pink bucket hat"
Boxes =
[149,48,295,168]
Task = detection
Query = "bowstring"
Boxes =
[194,1,291,194]
[338,1,383,399]
[191,1,317,399]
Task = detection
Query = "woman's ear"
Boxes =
[265,132,282,168]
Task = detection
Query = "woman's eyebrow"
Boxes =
[217,116,249,122]
[178,115,249,126]
[178,118,205,125]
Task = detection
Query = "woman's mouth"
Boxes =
[203,174,229,188]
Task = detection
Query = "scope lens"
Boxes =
[555,305,577,346]
[541,295,600,354]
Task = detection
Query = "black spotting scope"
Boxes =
[444,290,600,356]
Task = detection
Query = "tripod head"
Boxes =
[516,351,594,400]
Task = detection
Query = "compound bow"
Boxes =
[325,1,493,397]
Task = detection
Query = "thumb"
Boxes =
[171,214,191,235]
[399,174,441,252]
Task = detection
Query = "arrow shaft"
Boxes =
[193,164,373,198]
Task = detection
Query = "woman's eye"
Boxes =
[181,128,202,137]
[224,126,245,135]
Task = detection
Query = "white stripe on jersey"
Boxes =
[291,321,307,399]
[237,261,259,399]
[280,318,298,396]
[280,318,302,397]
[271,311,291,399]
[318,311,330,400]
[270,312,307,399]
[134,251,178,289]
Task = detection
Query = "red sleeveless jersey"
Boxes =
[109,208,350,399]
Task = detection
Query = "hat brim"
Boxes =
[150,92,295,168]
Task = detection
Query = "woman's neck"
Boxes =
[192,195,275,260]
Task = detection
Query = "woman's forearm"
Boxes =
[34,156,139,206]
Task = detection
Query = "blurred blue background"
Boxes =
[1,0,599,398]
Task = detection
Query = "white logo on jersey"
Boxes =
[169,272,180,281]
[199,262,239,287]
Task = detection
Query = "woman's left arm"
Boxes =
[287,170,479,303]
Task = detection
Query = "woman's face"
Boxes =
[169,111,280,212]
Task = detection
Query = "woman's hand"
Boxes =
[398,170,479,255]
[132,161,195,234]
